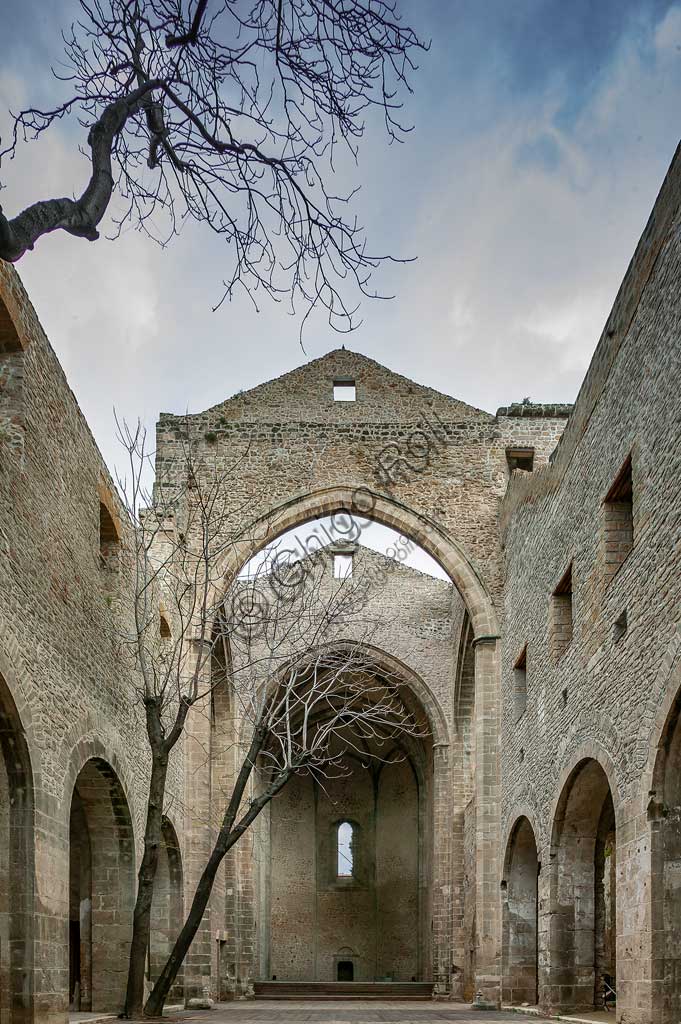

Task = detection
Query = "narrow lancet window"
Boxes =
[337,821,354,877]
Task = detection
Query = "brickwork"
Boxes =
[0,136,680,1024]
[151,328,567,1007]
[499,142,681,1022]
[0,264,186,1024]
[261,546,455,987]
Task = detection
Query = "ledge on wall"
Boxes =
[496,403,573,419]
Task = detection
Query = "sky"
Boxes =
[1,0,681,577]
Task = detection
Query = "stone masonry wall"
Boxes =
[0,264,186,1024]
[499,143,681,1021]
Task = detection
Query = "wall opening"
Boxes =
[548,759,616,1014]
[552,564,573,659]
[506,447,535,473]
[333,378,356,402]
[502,817,539,1007]
[0,673,34,1024]
[337,960,354,981]
[69,758,134,1012]
[513,646,528,721]
[613,609,627,643]
[337,821,354,878]
[650,688,681,1022]
[333,553,353,579]
[99,500,120,569]
[603,455,633,583]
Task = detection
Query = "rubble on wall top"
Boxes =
[496,402,573,418]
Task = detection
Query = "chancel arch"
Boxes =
[260,646,436,986]
[215,494,497,999]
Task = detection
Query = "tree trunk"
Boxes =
[144,742,288,1017]
[123,748,169,1018]
[144,840,226,1016]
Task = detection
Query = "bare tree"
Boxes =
[0,0,425,332]
[114,416,265,1017]
[114,419,423,1016]
[144,567,425,1016]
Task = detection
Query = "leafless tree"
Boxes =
[144,561,425,1015]
[114,419,424,1016]
[113,416,267,1017]
[0,0,426,332]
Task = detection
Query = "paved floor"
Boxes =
[192,1002,543,1023]
[68,1000,617,1024]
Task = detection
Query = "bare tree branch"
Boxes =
[112,416,425,1016]
[0,0,427,332]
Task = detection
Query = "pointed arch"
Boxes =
[214,485,498,638]
[502,816,539,1007]
[0,670,34,1024]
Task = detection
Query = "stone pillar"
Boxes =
[471,637,502,1009]
[183,641,215,1005]
[431,742,453,994]
[34,789,66,1024]
[618,793,653,1024]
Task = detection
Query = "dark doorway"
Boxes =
[337,961,354,981]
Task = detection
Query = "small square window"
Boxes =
[333,378,356,402]
[552,563,573,659]
[513,646,527,721]
[333,553,353,579]
[603,455,633,583]
[506,447,535,473]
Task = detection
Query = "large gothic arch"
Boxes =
[211,487,503,1002]
[215,485,499,638]
[258,640,443,988]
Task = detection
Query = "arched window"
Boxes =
[337,821,354,877]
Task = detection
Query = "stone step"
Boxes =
[254,981,434,1000]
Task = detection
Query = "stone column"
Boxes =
[34,788,67,1024]
[472,636,502,1009]
[182,640,215,1005]
[431,742,453,994]
[617,792,653,1024]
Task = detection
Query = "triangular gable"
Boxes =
[198,348,492,422]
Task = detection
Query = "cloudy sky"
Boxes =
[2,0,681,488]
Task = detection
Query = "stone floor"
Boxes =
[67,1000,618,1024]
[182,1002,542,1023]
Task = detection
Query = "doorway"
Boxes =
[337,961,354,982]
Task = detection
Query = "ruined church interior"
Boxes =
[0,136,680,1024]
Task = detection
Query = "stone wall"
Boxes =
[152,327,569,1003]
[499,142,681,1021]
[261,546,454,984]
[3,137,681,1024]
[0,264,186,1024]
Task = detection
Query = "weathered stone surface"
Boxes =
[0,139,680,1024]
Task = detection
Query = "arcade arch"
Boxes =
[0,673,34,1024]
[68,758,135,1012]
[548,758,617,1014]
